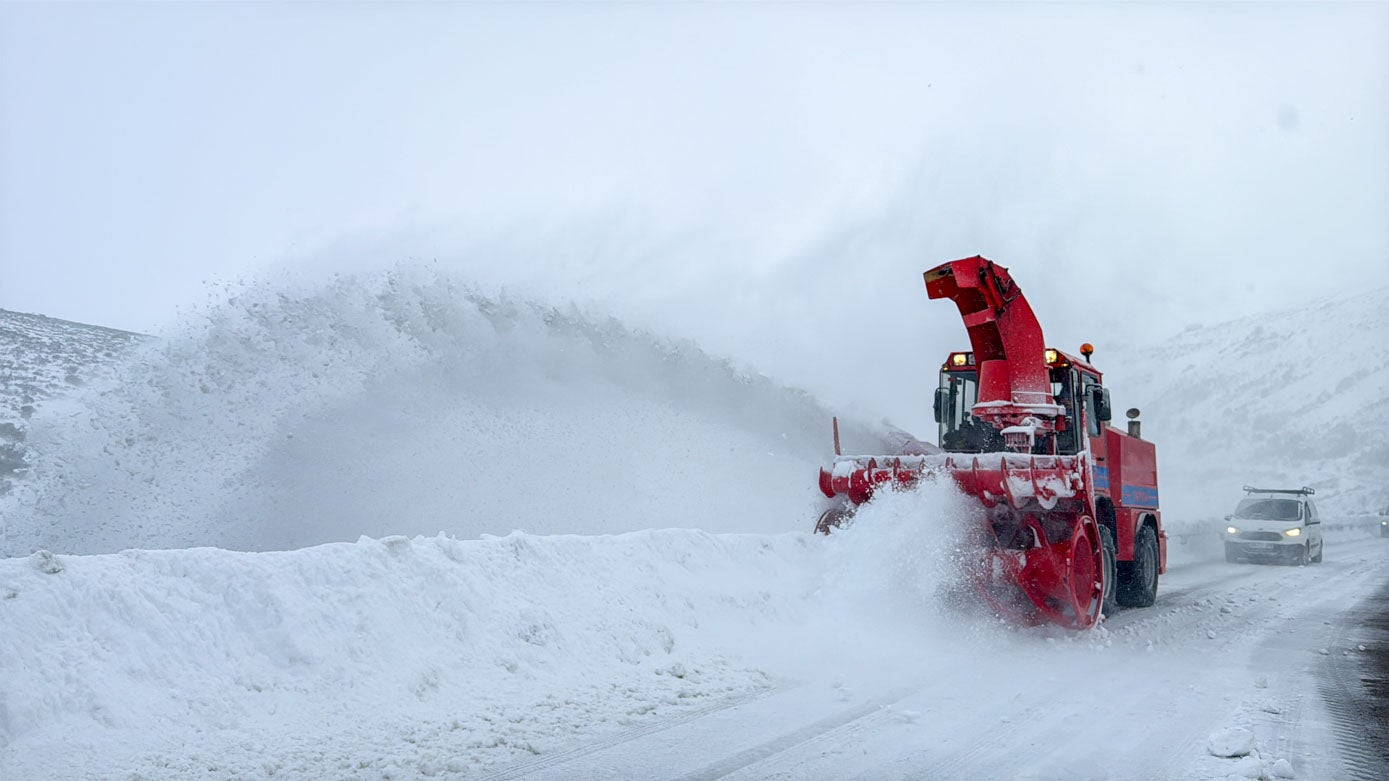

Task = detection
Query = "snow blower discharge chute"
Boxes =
[815,256,1165,630]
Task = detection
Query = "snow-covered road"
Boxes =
[484,531,1389,781]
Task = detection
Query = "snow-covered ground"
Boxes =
[2,273,1387,780]
[3,484,1386,780]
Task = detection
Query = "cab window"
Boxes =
[1079,372,1101,438]
[1051,368,1081,455]
[937,371,1003,453]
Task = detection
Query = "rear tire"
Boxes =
[1118,524,1159,608]
[1100,525,1118,617]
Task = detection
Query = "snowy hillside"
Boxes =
[1107,285,1389,523]
[0,308,143,493]
[0,271,892,557]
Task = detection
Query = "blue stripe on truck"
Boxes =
[1093,465,1110,491]
[1122,484,1159,508]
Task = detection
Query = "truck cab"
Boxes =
[933,345,1165,603]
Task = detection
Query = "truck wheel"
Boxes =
[1311,542,1323,563]
[1117,524,1159,608]
[1100,525,1118,616]
[1294,544,1309,566]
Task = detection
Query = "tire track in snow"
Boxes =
[1234,553,1380,781]
[844,702,1051,780]
[670,682,928,781]
[1317,582,1389,781]
[475,683,796,781]
[695,560,1299,780]
[814,550,1371,780]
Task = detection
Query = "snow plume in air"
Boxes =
[0,266,885,556]
[818,479,988,637]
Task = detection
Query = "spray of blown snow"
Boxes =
[1,266,891,555]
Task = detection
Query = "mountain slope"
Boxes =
[1107,285,1389,522]
[0,309,144,493]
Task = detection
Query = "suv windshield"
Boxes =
[1235,498,1303,522]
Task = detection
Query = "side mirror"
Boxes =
[933,388,949,424]
[1090,385,1112,422]
[1224,514,1233,521]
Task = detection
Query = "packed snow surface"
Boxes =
[4,486,1387,780]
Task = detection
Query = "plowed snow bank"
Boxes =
[0,481,980,779]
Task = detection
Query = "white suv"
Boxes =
[1223,487,1324,566]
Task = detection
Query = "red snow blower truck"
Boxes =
[815,256,1164,630]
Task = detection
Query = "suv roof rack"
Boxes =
[1243,485,1315,496]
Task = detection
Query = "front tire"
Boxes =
[1118,524,1160,608]
[1100,525,1118,617]
[1311,541,1323,563]
[814,506,853,535]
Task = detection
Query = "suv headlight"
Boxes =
[1284,527,1302,537]
[1226,526,1239,535]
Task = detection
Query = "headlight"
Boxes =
[1226,526,1239,535]
[1284,528,1302,537]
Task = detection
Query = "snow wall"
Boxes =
[0,483,986,778]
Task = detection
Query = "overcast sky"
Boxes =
[2,2,1386,414]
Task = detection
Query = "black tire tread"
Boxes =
[1117,524,1159,608]
[1100,525,1118,616]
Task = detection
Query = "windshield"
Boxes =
[1234,498,1303,522]
[937,366,1084,455]
[938,371,1003,453]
